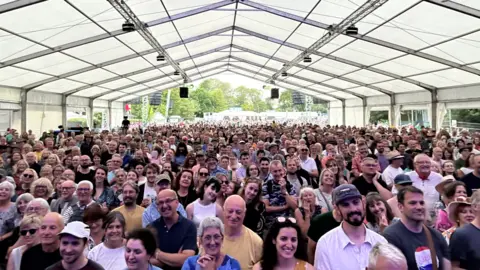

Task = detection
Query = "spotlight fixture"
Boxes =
[174,71,180,76]
[345,25,358,35]
[303,56,312,63]
[156,54,165,61]
[122,21,135,32]
[281,71,288,77]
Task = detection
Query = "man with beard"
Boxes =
[285,158,308,196]
[46,221,104,270]
[112,181,145,232]
[258,157,272,181]
[75,155,95,183]
[376,140,389,172]
[353,157,392,201]
[383,186,451,270]
[20,213,64,270]
[315,184,386,270]
[50,180,78,215]
[149,189,196,270]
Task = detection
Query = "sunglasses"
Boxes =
[20,228,37,236]
[276,217,297,224]
[23,174,34,178]
[199,173,209,177]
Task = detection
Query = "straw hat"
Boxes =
[447,196,472,224]
[435,175,456,194]
[387,150,404,161]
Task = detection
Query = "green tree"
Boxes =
[451,109,480,123]
[369,111,389,124]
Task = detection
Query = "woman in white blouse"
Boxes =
[7,215,42,270]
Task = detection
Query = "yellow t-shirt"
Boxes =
[222,226,263,270]
[112,205,145,232]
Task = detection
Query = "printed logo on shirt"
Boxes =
[414,246,438,270]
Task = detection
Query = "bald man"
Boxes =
[75,155,95,183]
[20,213,64,270]
[50,180,78,215]
[150,189,196,270]
[222,195,263,270]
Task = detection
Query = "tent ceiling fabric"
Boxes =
[1,0,480,102]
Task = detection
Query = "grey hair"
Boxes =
[198,216,224,237]
[16,193,34,208]
[77,180,93,190]
[0,181,15,197]
[368,242,407,270]
[472,189,480,206]
[298,187,319,207]
[27,198,51,213]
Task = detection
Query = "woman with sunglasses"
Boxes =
[7,215,42,270]
[88,212,127,270]
[240,178,266,237]
[186,177,223,229]
[196,167,210,193]
[253,217,312,270]
[19,169,38,194]
[215,173,229,207]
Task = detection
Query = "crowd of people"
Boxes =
[0,122,478,270]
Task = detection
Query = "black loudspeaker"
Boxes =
[271,88,279,99]
[179,87,189,98]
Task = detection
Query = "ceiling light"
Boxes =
[281,71,288,77]
[345,25,358,35]
[122,21,135,32]
[303,56,312,63]
[174,71,180,76]
[156,54,165,61]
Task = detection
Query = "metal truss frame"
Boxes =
[424,0,480,19]
[0,0,46,14]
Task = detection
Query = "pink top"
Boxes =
[435,209,454,232]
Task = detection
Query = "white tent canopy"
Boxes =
[1,0,480,134]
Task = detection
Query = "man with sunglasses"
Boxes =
[298,145,318,180]
[353,157,392,201]
[20,213,64,270]
[50,180,78,216]
[315,184,386,270]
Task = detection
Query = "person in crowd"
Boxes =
[441,160,458,179]
[235,152,250,181]
[25,198,50,216]
[246,164,260,179]
[315,184,386,269]
[297,145,319,182]
[365,192,396,234]
[206,155,228,177]
[62,181,95,224]
[258,157,271,182]
[449,190,480,269]
[367,242,408,270]
[30,177,54,204]
[62,169,76,182]
[222,195,262,270]
[124,228,162,270]
[313,169,335,212]
[295,187,324,238]
[39,165,54,181]
[434,177,466,232]
[149,189,196,269]
[0,181,17,241]
[334,155,350,185]
[195,167,209,193]
[352,157,392,200]
[262,160,297,226]
[88,212,127,270]
[460,153,480,196]
[182,217,241,269]
[383,186,451,270]
[381,150,404,192]
[137,164,160,208]
[50,180,78,216]
[455,146,471,170]
[142,174,187,228]
[387,174,413,217]
[24,152,41,175]
[112,181,145,232]
[14,193,34,226]
[83,203,106,250]
[111,169,127,202]
[20,212,64,270]
[285,158,308,196]
[214,173,228,207]
[93,166,119,210]
[186,177,223,228]
[173,170,197,208]
[6,215,42,270]
[442,196,474,244]
[46,221,104,270]
[456,152,475,178]
[253,217,312,270]
[19,168,38,194]
[181,155,196,170]
[75,155,95,183]
[239,177,265,237]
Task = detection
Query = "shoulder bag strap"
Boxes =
[423,224,438,270]
[318,189,332,212]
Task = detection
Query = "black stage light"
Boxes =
[346,25,358,35]
[281,71,288,77]
[122,21,135,32]
[156,54,165,61]
[174,71,180,76]
[303,56,312,63]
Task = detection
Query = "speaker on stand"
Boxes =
[271,88,279,99]
[179,87,189,98]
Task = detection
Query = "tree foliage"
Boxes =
[451,109,480,123]
[277,89,327,113]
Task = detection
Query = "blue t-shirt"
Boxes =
[181,255,241,270]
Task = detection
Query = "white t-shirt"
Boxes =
[87,243,127,270]
[300,157,317,174]
[406,171,442,212]
[382,165,404,194]
[143,183,157,201]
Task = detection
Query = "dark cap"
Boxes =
[333,184,361,205]
[394,174,412,185]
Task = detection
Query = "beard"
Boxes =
[123,197,134,206]
[344,211,364,227]
[80,164,90,169]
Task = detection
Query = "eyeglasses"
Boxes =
[23,174,34,178]
[156,198,176,206]
[199,173,209,177]
[35,185,47,189]
[300,149,309,152]
[363,164,377,168]
[77,188,91,192]
[276,217,297,223]
[20,228,37,236]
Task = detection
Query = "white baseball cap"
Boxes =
[58,221,90,239]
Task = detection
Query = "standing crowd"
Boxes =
[0,123,478,270]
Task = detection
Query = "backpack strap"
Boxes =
[423,224,438,270]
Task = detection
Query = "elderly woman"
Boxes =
[313,169,335,212]
[24,198,50,217]
[19,168,38,194]
[182,217,241,269]
[46,154,61,167]
[111,169,127,200]
[443,196,475,244]
[14,193,34,227]
[295,187,325,238]
[6,215,42,270]
[52,164,65,180]
[39,164,53,181]
[30,178,54,204]
[0,182,17,242]
[435,178,467,232]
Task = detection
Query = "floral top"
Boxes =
[97,187,120,209]
[0,203,17,235]
[435,209,454,233]
[442,226,457,245]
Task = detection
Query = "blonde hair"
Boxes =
[31,178,54,198]
[19,215,43,230]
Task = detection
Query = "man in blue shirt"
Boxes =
[206,155,228,177]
